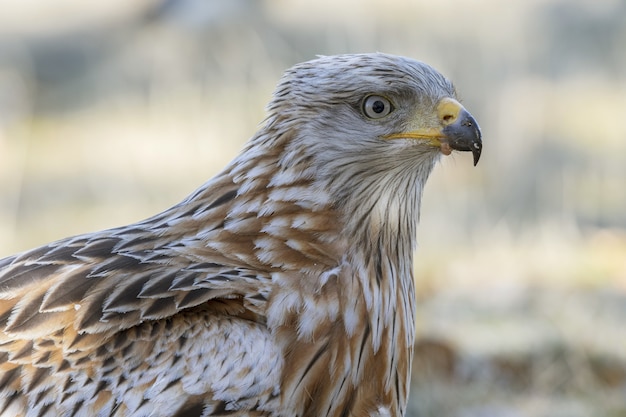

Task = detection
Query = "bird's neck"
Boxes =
[220,125,432,332]
[308,144,436,415]
[339,173,423,411]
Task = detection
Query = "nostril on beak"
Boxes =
[436,97,463,126]
[442,113,456,125]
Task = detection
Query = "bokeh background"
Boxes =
[0,0,625,415]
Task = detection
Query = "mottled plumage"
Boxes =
[0,53,481,417]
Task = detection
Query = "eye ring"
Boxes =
[362,95,394,119]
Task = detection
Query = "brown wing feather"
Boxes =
[0,238,270,336]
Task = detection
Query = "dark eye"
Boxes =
[362,95,393,119]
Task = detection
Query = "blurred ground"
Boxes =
[0,0,625,415]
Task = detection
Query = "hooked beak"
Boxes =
[384,98,483,166]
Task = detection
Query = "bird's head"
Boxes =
[235,53,482,244]
[266,53,481,165]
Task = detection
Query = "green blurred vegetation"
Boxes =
[0,0,625,415]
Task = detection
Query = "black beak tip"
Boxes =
[472,141,482,166]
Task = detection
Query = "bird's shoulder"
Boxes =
[0,226,273,341]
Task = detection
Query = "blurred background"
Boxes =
[0,0,625,415]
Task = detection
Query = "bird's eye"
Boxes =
[362,95,393,119]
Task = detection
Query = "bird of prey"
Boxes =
[0,53,481,417]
